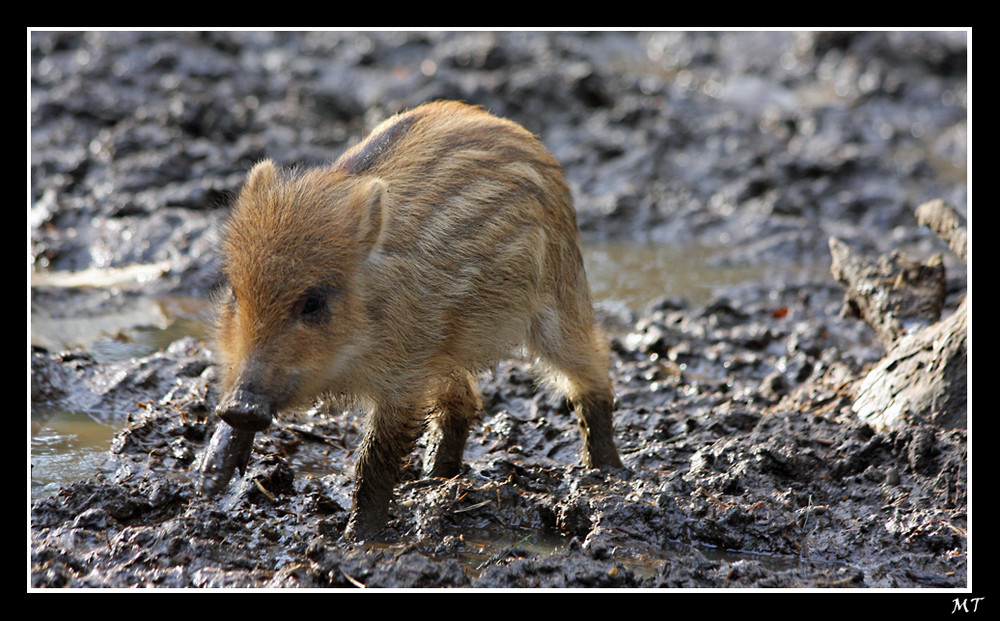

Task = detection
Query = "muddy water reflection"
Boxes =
[582,240,773,311]
[31,405,119,499]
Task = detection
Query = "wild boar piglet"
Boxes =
[208,100,623,540]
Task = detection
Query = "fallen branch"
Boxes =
[915,198,967,263]
[829,238,945,349]
[830,199,968,430]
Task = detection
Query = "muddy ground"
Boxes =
[30,31,970,592]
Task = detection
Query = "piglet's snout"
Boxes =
[216,384,273,432]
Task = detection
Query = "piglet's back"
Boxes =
[336,101,591,382]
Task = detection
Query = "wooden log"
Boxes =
[829,238,945,350]
[915,198,967,262]
[831,200,968,430]
[851,297,967,430]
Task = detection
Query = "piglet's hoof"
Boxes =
[342,510,388,543]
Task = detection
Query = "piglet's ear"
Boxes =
[241,159,279,197]
[354,176,387,253]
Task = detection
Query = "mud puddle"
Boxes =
[584,240,829,312]
[30,405,120,500]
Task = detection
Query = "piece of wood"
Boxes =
[852,297,967,430]
[831,199,968,431]
[829,237,945,350]
[915,198,967,262]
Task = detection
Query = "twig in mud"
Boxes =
[695,486,733,508]
[397,478,447,492]
[879,493,910,510]
[101,529,114,553]
[940,520,966,538]
[288,425,347,449]
[475,534,533,570]
[341,568,366,588]
[902,518,959,544]
[453,498,493,513]
[801,495,814,531]
[813,573,863,587]
[254,478,277,502]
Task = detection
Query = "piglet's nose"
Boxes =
[216,385,273,432]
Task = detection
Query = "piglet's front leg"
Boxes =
[343,405,421,541]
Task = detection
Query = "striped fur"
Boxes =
[214,101,622,540]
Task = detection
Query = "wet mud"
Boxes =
[30,31,969,590]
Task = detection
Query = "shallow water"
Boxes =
[30,405,120,500]
[584,240,794,311]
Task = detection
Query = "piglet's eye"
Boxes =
[297,285,336,322]
[302,292,325,315]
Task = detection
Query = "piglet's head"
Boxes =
[213,160,386,431]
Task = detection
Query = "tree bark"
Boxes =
[830,199,968,430]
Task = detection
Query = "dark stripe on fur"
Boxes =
[336,112,422,175]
